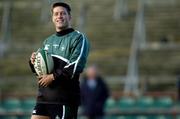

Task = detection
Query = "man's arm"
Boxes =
[53,34,90,80]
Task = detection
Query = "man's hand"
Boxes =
[30,52,36,64]
[38,74,54,87]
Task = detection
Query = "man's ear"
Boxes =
[51,10,54,22]
[69,14,72,20]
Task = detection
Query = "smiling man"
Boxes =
[29,2,90,119]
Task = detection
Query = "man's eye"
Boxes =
[54,13,58,16]
[61,11,67,15]
[53,11,67,16]
[61,12,67,15]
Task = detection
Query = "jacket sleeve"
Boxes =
[53,34,90,80]
[29,60,37,75]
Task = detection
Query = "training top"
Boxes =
[29,28,90,106]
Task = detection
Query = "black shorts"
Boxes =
[32,103,78,119]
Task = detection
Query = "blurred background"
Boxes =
[0,0,180,118]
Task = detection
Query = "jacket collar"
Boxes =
[56,28,74,36]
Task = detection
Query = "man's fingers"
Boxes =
[38,77,44,84]
[32,52,36,57]
[37,75,42,79]
[30,52,36,64]
[38,77,48,87]
[39,79,45,86]
[38,75,52,87]
[38,79,42,85]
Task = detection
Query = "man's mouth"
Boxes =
[56,19,64,23]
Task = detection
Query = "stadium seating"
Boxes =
[2,116,19,119]
[105,97,119,110]
[18,116,31,119]
[0,102,5,112]
[0,96,178,119]
[0,98,34,119]
[20,98,35,113]
[1,0,180,78]
[154,96,173,109]
[135,115,149,119]
[118,97,135,110]
[19,98,35,119]
[136,96,154,109]
[153,115,173,119]
[117,115,133,119]
[2,98,22,113]
[104,96,178,119]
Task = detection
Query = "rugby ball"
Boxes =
[33,49,54,76]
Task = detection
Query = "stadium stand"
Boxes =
[0,0,180,118]
[0,0,179,76]
[0,96,177,119]
[2,98,22,113]
[104,96,180,119]
[118,97,135,110]
[136,96,154,109]
[20,98,35,113]
[105,97,119,111]
[154,96,173,109]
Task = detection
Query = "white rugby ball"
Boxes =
[33,49,54,76]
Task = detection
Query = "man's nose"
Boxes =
[57,13,63,18]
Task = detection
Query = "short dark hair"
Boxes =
[51,2,71,15]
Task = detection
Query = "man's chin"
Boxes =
[56,26,68,31]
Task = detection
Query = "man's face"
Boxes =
[52,6,71,31]
[86,66,97,79]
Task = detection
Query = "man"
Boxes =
[80,65,109,119]
[29,2,89,119]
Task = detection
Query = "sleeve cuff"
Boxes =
[28,60,37,75]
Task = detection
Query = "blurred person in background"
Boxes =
[80,65,109,119]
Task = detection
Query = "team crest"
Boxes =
[44,44,50,50]
[53,44,59,48]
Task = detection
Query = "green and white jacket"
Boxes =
[30,28,90,106]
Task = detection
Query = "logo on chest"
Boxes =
[53,44,65,51]
[44,44,50,50]
[53,44,59,49]
[45,44,65,51]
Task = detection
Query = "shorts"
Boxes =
[32,103,78,119]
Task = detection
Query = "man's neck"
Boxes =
[56,26,71,32]
[56,28,74,36]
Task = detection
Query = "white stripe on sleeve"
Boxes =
[61,105,65,119]
[72,34,85,78]
[51,54,70,63]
